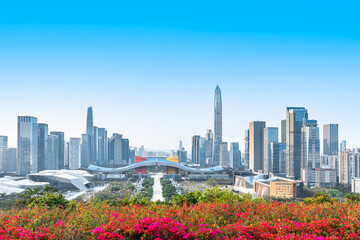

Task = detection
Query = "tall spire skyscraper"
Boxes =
[86,106,94,164]
[212,85,222,166]
[86,107,94,136]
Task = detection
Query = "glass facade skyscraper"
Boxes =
[263,127,279,176]
[230,142,241,170]
[0,136,8,148]
[286,107,308,179]
[37,123,48,171]
[192,135,201,164]
[323,124,339,156]
[213,85,222,166]
[50,131,65,170]
[249,121,266,173]
[17,116,38,175]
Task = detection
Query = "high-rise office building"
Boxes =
[213,85,222,166]
[200,137,206,167]
[139,146,145,157]
[220,142,228,167]
[177,148,188,163]
[0,136,8,148]
[179,141,183,150]
[122,138,130,165]
[249,121,266,173]
[97,127,108,165]
[281,120,286,144]
[244,129,249,169]
[130,149,135,164]
[86,107,94,164]
[192,135,201,164]
[323,124,339,156]
[47,134,59,170]
[229,142,241,170]
[108,133,123,166]
[0,147,16,172]
[301,120,320,186]
[17,116,38,175]
[65,141,69,169]
[269,142,280,175]
[205,130,213,165]
[279,143,287,174]
[263,127,279,176]
[93,126,99,164]
[340,140,347,152]
[69,138,81,170]
[50,131,65,169]
[37,124,48,171]
[286,107,308,179]
[81,134,91,167]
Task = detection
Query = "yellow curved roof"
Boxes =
[166,156,179,163]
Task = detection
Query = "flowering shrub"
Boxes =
[1,189,360,239]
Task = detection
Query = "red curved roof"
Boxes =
[135,156,147,163]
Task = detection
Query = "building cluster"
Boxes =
[243,107,352,188]
[190,86,242,169]
[0,107,133,176]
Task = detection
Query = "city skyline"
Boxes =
[1,2,360,150]
[0,96,356,152]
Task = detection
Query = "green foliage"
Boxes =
[173,187,254,206]
[303,192,337,204]
[142,178,154,189]
[29,192,69,208]
[15,185,69,208]
[161,179,178,201]
[345,193,360,203]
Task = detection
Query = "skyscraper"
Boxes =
[122,138,130,165]
[81,134,91,167]
[0,136,8,148]
[301,120,320,186]
[47,134,59,170]
[244,129,249,169]
[269,142,280,175]
[86,106,94,164]
[93,126,99,164]
[281,120,286,144]
[249,121,266,173]
[108,133,123,166]
[192,135,201,164]
[50,131,65,169]
[0,148,16,172]
[213,85,222,166]
[37,123,48,171]
[97,127,108,165]
[263,127,279,176]
[17,116,38,175]
[323,124,339,156]
[205,130,213,165]
[229,142,241,170]
[69,138,81,170]
[200,137,206,167]
[220,142,228,167]
[286,107,308,179]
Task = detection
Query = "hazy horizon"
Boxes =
[1,1,360,151]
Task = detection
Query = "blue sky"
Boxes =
[0,1,359,150]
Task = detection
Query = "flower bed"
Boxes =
[1,195,360,239]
